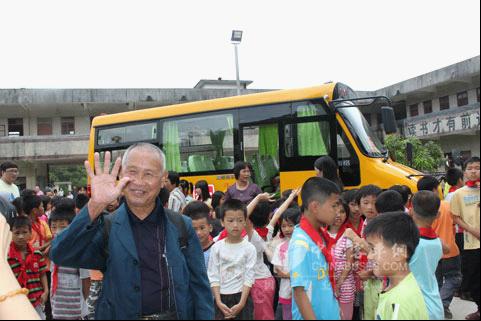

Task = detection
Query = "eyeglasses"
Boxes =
[5,169,19,174]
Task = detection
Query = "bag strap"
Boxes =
[165,210,189,251]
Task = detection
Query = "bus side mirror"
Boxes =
[381,106,397,134]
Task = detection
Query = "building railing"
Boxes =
[0,134,90,143]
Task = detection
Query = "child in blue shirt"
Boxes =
[183,201,214,268]
[409,191,444,320]
[289,177,341,320]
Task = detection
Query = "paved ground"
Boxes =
[450,297,477,320]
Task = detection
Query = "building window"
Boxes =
[8,118,24,136]
[457,91,468,107]
[37,118,53,136]
[61,117,75,135]
[477,87,480,103]
[0,125,5,137]
[409,104,419,117]
[423,100,433,114]
[439,96,450,110]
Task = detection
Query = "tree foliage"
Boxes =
[384,135,444,173]
[49,165,88,189]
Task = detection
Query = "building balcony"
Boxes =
[0,134,89,162]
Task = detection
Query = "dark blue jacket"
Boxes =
[50,204,214,320]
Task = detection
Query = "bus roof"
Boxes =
[91,82,338,127]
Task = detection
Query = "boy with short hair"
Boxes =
[409,191,444,320]
[74,193,90,214]
[389,185,413,212]
[289,177,341,320]
[184,201,215,268]
[417,176,461,319]
[364,213,429,320]
[8,216,49,319]
[445,168,465,202]
[451,157,480,320]
[375,190,405,214]
[22,194,52,256]
[208,199,257,320]
[49,201,91,320]
[355,185,382,230]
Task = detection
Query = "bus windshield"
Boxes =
[338,106,386,158]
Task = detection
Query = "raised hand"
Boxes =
[290,187,301,199]
[256,192,276,203]
[343,228,357,242]
[84,152,130,220]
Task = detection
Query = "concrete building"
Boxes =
[1,56,479,190]
[368,55,480,160]
[0,81,264,190]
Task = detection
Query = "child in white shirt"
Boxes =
[208,199,257,320]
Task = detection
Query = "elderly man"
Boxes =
[50,143,214,320]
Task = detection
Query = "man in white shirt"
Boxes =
[165,171,187,213]
[0,162,20,201]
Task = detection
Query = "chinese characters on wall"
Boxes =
[404,107,480,138]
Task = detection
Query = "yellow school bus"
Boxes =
[88,82,422,194]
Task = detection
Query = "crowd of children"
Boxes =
[3,188,120,320]
[1,155,479,320]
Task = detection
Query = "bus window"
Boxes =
[337,129,361,187]
[284,121,330,158]
[97,149,127,173]
[290,101,331,157]
[293,101,328,117]
[242,124,280,192]
[161,113,235,174]
[239,103,291,124]
[97,122,157,147]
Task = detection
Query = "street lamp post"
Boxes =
[231,30,243,96]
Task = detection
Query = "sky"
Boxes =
[0,0,479,91]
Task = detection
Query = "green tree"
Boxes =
[49,165,88,189]
[384,135,444,173]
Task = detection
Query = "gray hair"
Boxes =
[121,143,166,172]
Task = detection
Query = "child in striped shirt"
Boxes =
[8,216,49,320]
[327,199,355,320]
[49,201,90,320]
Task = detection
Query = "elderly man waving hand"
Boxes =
[50,143,214,320]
